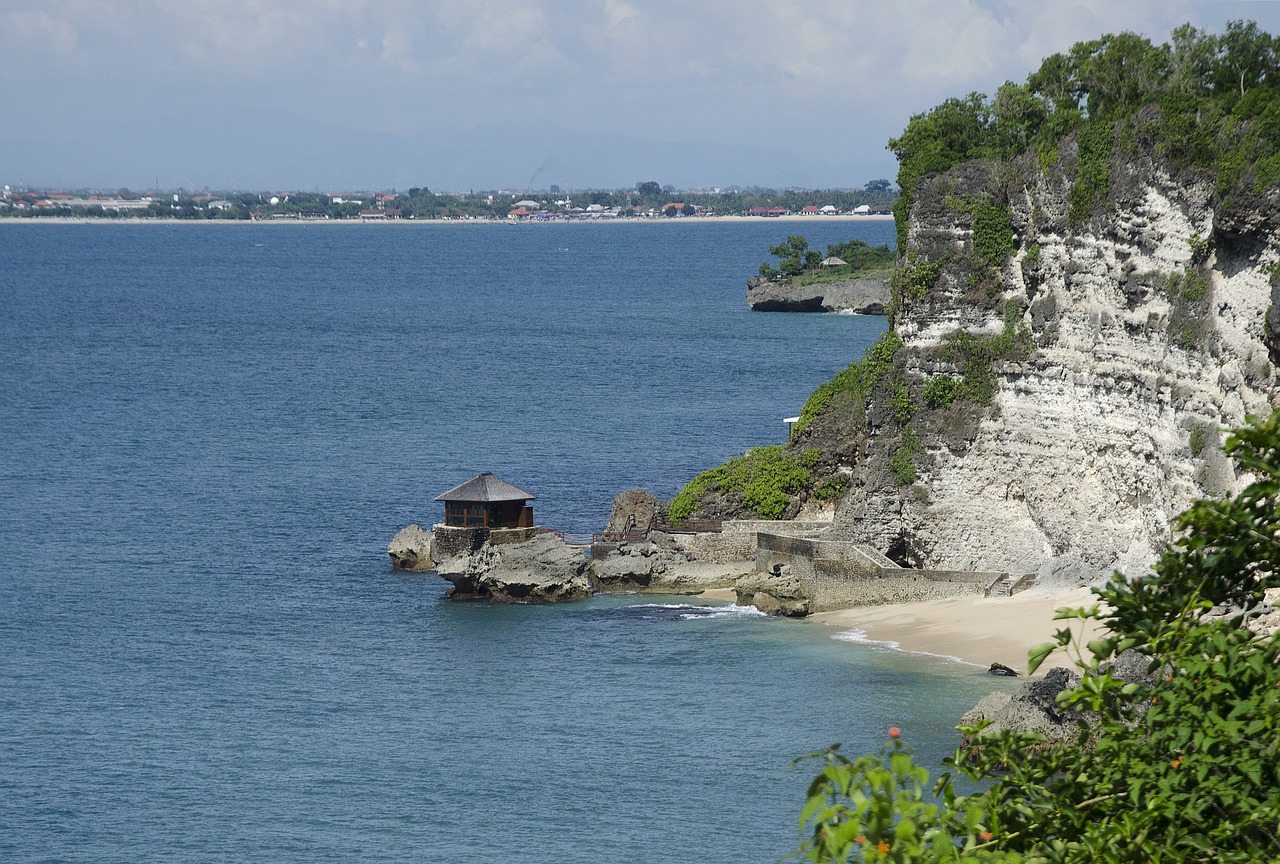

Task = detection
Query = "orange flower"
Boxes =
[855,836,866,845]
[877,841,891,853]
[979,831,993,842]
[1170,757,1182,769]
[888,726,902,739]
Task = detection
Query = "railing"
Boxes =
[1007,572,1038,596]
[590,529,649,544]
[587,516,725,544]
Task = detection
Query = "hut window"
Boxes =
[445,502,487,527]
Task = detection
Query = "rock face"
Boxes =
[603,489,662,534]
[435,532,590,603]
[588,540,752,594]
[826,147,1279,582]
[747,274,890,314]
[388,524,434,571]
[960,667,1085,747]
[734,564,811,617]
[961,651,1166,750]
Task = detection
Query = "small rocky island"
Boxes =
[745,235,892,313]
[746,273,890,313]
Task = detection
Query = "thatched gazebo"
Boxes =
[434,472,535,529]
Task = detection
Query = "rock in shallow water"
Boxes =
[388,524,434,571]
[733,564,811,617]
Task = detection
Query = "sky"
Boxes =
[3,0,1280,192]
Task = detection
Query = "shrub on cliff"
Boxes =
[795,411,1280,863]
[793,332,902,438]
[668,446,822,523]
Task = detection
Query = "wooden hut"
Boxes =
[434,472,535,529]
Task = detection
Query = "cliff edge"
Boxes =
[676,131,1278,584]
[823,145,1278,582]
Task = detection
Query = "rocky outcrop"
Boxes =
[961,667,1085,747]
[734,563,811,617]
[588,540,752,594]
[388,524,434,571]
[435,532,590,603]
[823,146,1278,583]
[603,489,662,534]
[747,274,890,314]
[962,651,1166,750]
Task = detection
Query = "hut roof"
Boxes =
[434,472,536,502]
[820,256,847,267]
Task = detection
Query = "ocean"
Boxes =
[1,220,1007,863]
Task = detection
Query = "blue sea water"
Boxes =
[1,221,1004,863]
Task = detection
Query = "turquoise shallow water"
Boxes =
[1,222,1005,862]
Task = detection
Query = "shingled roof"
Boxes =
[434,472,536,502]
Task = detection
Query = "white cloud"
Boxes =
[3,0,1280,188]
[0,8,79,55]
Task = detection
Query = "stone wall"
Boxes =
[804,566,986,611]
[489,527,542,546]
[754,531,994,611]
[431,525,542,559]
[670,519,832,562]
[432,525,487,559]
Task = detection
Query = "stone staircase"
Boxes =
[984,572,1037,597]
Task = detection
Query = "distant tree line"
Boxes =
[2,181,898,221]
[758,235,895,280]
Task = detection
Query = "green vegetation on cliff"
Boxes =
[889,20,1280,245]
[783,20,1280,863]
[793,332,902,438]
[670,19,1278,531]
[668,446,822,522]
[796,412,1280,863]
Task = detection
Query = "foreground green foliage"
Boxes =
[888,21,1280,244]
[796,412,1280,863]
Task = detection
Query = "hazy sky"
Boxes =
[4,0,1280,192]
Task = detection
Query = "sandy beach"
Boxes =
[807,587,1106,670]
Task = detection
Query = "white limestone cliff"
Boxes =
[831,152,1279,585]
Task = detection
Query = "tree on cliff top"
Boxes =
[887,20,1280,245]
[795,412,1280,863]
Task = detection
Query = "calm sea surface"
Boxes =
[1,221,1005,863]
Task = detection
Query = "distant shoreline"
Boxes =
[0,213,895,226]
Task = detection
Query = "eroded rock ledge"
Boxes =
[746,274,890,314]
